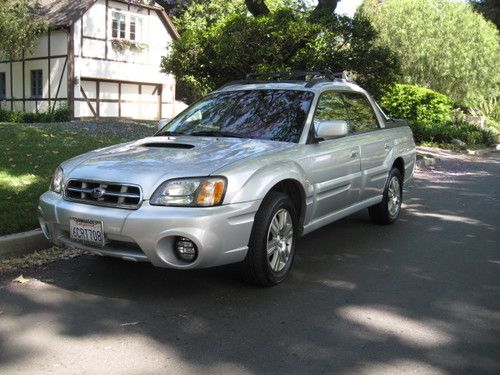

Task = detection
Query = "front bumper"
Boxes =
[38,191,260,269]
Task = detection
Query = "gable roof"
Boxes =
[36,0,179,38]
[37,0,97,28]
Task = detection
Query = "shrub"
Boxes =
[21,111,40,123]
[381,84,453,124]
[0,108,11,122]
[7,111,25,123]
[409,120,495,147]
[51,106,73,122]
[0,106,72,123]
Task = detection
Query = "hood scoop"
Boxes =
[141,142,195,149]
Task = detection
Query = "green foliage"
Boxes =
[0,106,73,123]
[163,6,399,103]
[171,0,246,34]
[170,0,309,33]
[469,96,500,123]
[381,84,453,124]
[359,0,500,108]
[409,120,495,147]
[51,106,73,122]
[0,0,48,59]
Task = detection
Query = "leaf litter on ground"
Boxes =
[1,246,86,274]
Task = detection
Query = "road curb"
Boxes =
[467,145,499,156]
[0,229,51,259]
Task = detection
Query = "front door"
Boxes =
[308,91,362,221]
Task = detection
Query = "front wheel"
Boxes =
[368,168,403,225]
[242,191,297,286]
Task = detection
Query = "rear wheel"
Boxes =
[368,168,403,225]
[242,191,297,286]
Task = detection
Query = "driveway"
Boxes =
[1,151,499,374]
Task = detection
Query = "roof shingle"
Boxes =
[37,0,97,27]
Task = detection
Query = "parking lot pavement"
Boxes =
[1,152,499,374]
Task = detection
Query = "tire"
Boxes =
[242,191,298,286]
[368,168,403,225]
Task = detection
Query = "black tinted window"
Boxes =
[0,72,6,98]
[342,93,379,133]
[31,70,43,98]
[161,90,314,143]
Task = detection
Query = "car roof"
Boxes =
[213,80,367,95]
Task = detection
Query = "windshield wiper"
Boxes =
[188,130,242,138]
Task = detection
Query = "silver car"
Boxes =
[39,72,416,286]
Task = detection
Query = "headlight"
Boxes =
[50,166,64,193]
[150,177,227,207]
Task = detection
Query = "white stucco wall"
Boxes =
[1,0,176,119]
[74,0,176,120]
[0,30,68,112]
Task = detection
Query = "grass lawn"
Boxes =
[0,121,155,236]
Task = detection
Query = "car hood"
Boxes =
[63,136,294,198]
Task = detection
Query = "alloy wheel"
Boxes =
[266,208,294,272]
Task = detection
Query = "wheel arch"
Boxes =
[268,179,307,236]
[392,157,405,180]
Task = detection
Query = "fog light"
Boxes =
[175,237,198,262]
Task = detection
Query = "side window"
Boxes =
[342,92,379,133]
[0,72,6,99]
[112,12,126,39]
[313,91,349,126]
[112,12,143,42]
[30,70,43,98]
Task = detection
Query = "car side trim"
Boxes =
[302,195,382,235]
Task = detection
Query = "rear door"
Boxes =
[342,92,391,201]
[308,91,362,221]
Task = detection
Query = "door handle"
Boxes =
[350,149,359,158]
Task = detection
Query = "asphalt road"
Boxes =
[1,151,499,374]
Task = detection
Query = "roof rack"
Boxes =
[217,70,354,90]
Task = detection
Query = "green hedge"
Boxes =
[381,84,453,124]
[0,106,72,123]
[409,121,495,147]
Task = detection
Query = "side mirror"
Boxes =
[315,120,348,140]
[158,118,171,131]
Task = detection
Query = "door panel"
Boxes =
[308,138,361,220]
[357,132,392,200]
[342,92,390,201]
[309,91,362,220]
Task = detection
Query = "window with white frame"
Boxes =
[111,11,143,42]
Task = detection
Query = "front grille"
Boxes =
[64,180,142,209]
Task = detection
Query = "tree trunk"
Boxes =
[245,0,270,17]
[312,0,339,17]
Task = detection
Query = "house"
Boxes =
[0,0,180,120]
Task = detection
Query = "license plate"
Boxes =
[70,218,104,247]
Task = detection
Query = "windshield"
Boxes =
[157,90,315,143]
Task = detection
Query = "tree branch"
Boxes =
[245,0,270,17]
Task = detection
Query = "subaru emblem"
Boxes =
[91,187,105,199]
